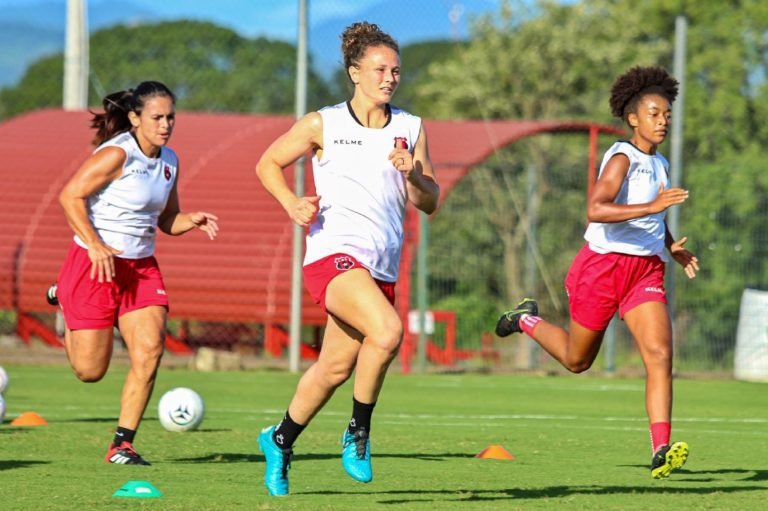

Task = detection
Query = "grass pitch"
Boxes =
[1,364,766,510]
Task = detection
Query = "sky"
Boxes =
[127,0,390,39]
[119,0,504,42]
[122,0,385,41]
[1,0,502,41]
[0,0,504,86]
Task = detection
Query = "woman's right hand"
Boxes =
[87,242,123,282]
[288,196,320,227]
[650,185,689,213]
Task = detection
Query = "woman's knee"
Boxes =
[316,360,354,388]
[564,359,594,374]
[128,341,164,377]
[644,343,673,369]
[66,330,112,381]
[564,351,597,373]
[366,318,403,355]
[71,363,108,382]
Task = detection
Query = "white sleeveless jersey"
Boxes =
[304,102,422,281]
[74,131,178,259]
[584,141,669,260]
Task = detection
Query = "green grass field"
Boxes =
[1,363,766,510]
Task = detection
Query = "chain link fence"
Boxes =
[2,1,766,377]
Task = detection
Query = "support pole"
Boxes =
[416,212,429,373]
[667,15,687,357]
[289,0,308,373]
[63,0,88,110]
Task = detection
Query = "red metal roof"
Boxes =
[0,108,622,326]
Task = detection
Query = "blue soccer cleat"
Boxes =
[257,425,292,496]
[342,427,372,483]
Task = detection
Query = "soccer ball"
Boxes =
[0,394,6,424]
[0,366,8,394]
[158,387,205,432]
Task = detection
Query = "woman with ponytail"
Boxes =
[49,81,219,465]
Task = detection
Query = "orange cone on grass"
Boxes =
[475,444,515,460]
[11,411,48,426]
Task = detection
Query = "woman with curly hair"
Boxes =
[495,66,697,479]
[255,21,439,496]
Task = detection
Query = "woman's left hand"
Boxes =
[670,236,698,279]
[190,211,219,240]
[389,149,413,177]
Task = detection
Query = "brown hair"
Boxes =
[609,66,679,125]
[341,22,399,82]
[89,81,175,146]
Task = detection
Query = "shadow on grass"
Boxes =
[693,468,768,482]
[621,465,768,482]
[0,427,33,434]
[54,417,117,423]
[52,417,230,433]
[172,452,473,464]
[0,460,50,471]
[302,482,768,503]
[173,453,263,463]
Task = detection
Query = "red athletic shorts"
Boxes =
[303,253,396,312]
[56,242,169,330]
[565,244,667,331]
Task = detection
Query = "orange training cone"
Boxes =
[475,444,515,460]
[11,411,48,426]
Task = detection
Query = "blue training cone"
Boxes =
[112,480,163,498]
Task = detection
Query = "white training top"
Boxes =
[74,131,178,259]
[584,140,669,261]
[304,102,422,281]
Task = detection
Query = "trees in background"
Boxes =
[414,0,670,358]
[632,0,768,367]
[2,1,766,369]
[0,20,464,120]
[0,20,334,119]
[416,0,768,369]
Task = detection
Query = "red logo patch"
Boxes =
[164,165,171,181]
[393,137,408,149]
[334,256,356,271]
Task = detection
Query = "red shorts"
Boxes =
[303,253,396,312]
[56,242,169,330]
[565,244,667,331]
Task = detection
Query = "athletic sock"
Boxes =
[520,314,543,336]
[113,427,136,447]
[273,411,305,449]
[650,421,671,454]
[348,397,376,434]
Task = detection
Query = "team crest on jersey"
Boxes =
[393,137,408,149]
[164,165,171,181]
[334,256,356,271]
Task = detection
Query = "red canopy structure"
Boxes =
[0,109,622,368]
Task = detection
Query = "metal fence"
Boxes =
[2,1,766,377]
[423,133,762,376]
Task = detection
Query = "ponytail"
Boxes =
[88,81,176,146]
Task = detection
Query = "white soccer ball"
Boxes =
[0,394,6,424]
[0,366,8,394]
[158,387,205,432]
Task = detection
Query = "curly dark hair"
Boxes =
[341,21,399,81]
[609,66,679,123]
